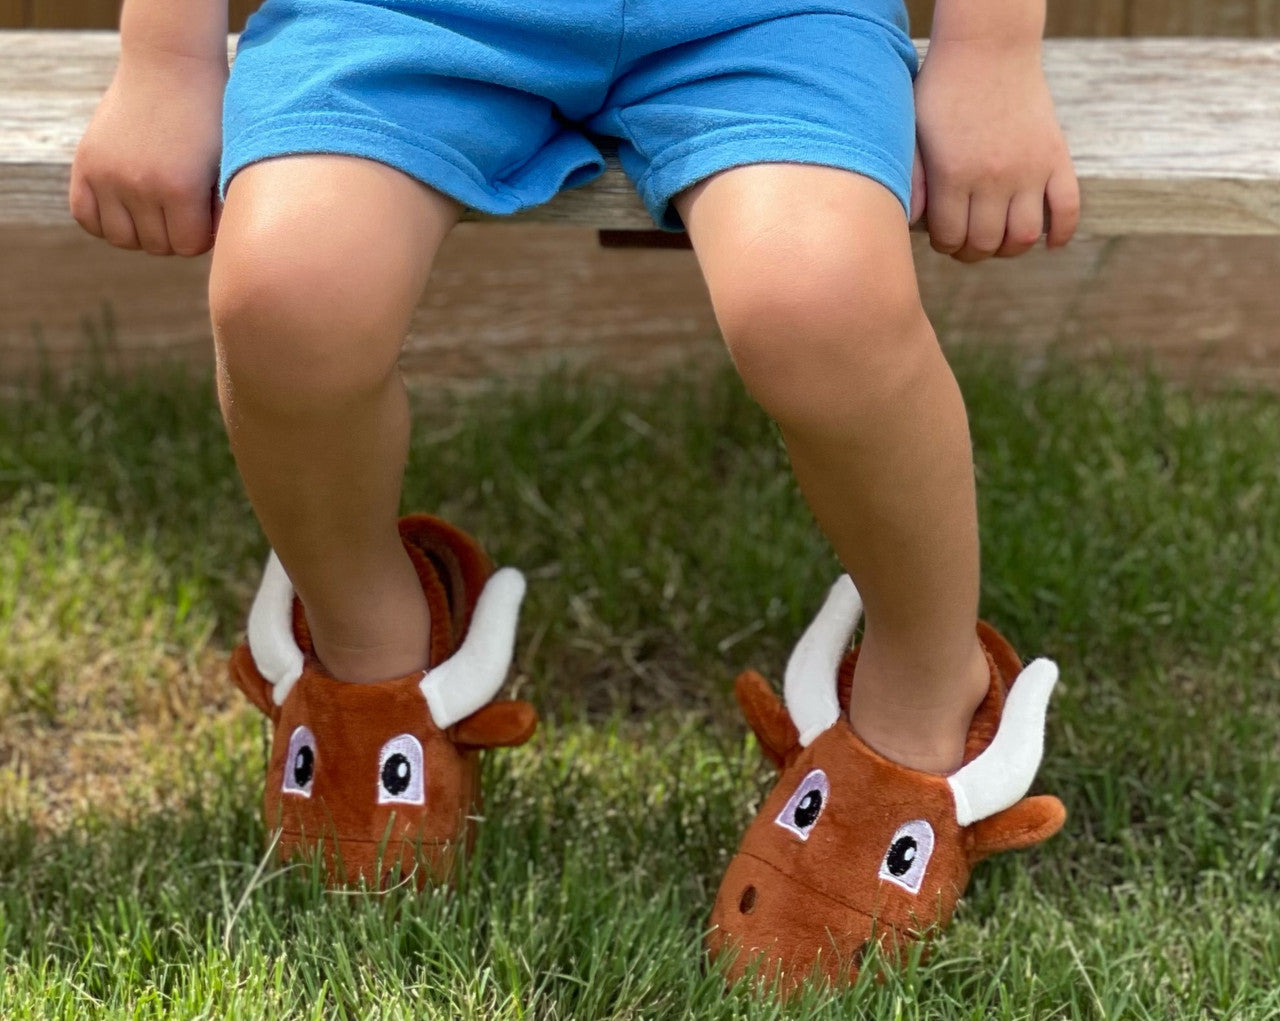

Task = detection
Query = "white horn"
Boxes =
[420,567,526,729]
[947,658,1059,826]
[246,550,305,706]
[784,575,863,747]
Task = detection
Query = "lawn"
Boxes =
[2,350,1279,1019]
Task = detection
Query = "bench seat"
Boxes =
[2,32,1279,235]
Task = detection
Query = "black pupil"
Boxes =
[886,836,918,876]
[293,745,314,786]
[382,753,411,796]
[793,789,822,828]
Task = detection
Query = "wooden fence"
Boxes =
[3,0,1279,35]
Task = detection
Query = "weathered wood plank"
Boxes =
[4,33,1280,234]
[8,225,1280,390]
[1038,39,1280,234]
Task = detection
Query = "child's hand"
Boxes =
[911,38,1079,262]
[70,52,227,256]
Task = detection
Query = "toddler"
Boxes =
[72,0,1078,991]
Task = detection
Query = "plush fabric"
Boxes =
[707,620,1066,996]
[229,514,537,889]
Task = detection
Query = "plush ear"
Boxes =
[735,670,799,770]
[966,795,1066,862]
[229,644,279,720]
[449,700,538,749]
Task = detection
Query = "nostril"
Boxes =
[738,885,757,914]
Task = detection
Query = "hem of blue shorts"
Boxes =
[635,125,912,233]
[219,112,606,211]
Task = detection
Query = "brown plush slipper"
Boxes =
[707,576,1065,995]
[228,514,537,888]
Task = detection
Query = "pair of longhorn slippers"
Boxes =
[229,515,1064,994]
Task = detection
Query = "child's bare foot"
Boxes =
[846,634,991,774]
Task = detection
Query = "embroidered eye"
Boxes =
[282,725,316,798]
[774,768,829,840]
[377,734,425,805]
[878,819,935,894]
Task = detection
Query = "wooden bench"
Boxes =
[3,31,1280,238]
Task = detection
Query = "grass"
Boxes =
[2,349,1280,1018]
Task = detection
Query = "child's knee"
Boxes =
[209,225,408,413]
[714,241,936,432]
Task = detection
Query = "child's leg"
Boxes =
[209,154,463,683]
[673,163,988,774]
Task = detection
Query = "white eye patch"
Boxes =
[377,733,425,806]
[878,819,935,894]
[282,725,316,798]
[774,768,829,841]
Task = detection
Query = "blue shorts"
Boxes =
[220,0,918,232]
